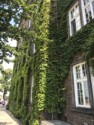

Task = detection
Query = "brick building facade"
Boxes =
[63,0,94,124]
[9,0,94,125]
[64,53,94,125]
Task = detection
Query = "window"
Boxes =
[81,0,94,25]
[73,62,90,108]
[89,59,94,99]
[28,20,31,28]
[30,74,34,103]
[30,43,36,54]
[32,43,36,54]
[69,2,81,36]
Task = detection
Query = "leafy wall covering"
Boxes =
[9,0,94,125]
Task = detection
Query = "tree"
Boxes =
[0,0,19,63]
[0,69,12,100]
[0,0,35,66]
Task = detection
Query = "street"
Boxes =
[0,104,22,125]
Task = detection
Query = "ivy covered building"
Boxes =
[9,0,94,125]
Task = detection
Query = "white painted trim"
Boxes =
[69,2,79,12]
[69,11,72,36]
[81,0,94,25]
[73,62,91,108]
[69,1,81,36]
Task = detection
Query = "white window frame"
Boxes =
[89,58,94,99]
[69,2,81,36]
[73,62,90,108]
[81,0,94,25]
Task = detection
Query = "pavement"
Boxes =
[0,104,22,125]
[0,104,71,125]
[41,120,71,125]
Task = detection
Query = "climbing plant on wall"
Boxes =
[9,0,94,125]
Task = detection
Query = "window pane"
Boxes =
[71,9,75,19]
[70,3,81,35]
[75,5,80,15]
[92,1,94,14]
[89,63,94,100]
[76,66,81,79]
[83,0,89,6]
[85,5,92,23]
[76,15,81,31]
[28,20,31,28]
[30,74,34,103]
[77,82,84,105]
[82,63,87,77]
[71,11,73,19]
[71,19,76,34]
[83,81,90,106]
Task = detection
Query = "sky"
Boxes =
[2,39,17,70]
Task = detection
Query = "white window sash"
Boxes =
[69,11,72,36]
[73,66,78,106]
[89,66,94,99]
[73,62,90,108]
[69,2,81,36]
[81,0,87,25]
[81,0,94,25]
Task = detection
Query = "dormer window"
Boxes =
[81,0,94,25]
[69,2,81,36]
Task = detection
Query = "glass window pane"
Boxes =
[71,19,76,34]
[73,9,76,17]
[77,82,84,105]
[83,0,89,6]
[92,1,94,14]
[28,20,31,28]
[82,63,87,77]
[76,16,81,30]
[71,9,75,19]
[70,3,81,35]
[75,5,80,15]
[71,11,73,19]
[85,5,92,23]
[76,66,81,79]
[83,81,90,106]
[90,61,94,100]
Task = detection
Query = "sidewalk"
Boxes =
[0,104,22,125]
[41,120,71,125]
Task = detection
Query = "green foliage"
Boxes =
[0,69,12,99]
[0,0,36,64]
[9,0,94,125]
[0,71,11,103]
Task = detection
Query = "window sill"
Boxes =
[71,107,94,115]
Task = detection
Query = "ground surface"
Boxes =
[0,104,22,125]
[41,120,71,125]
